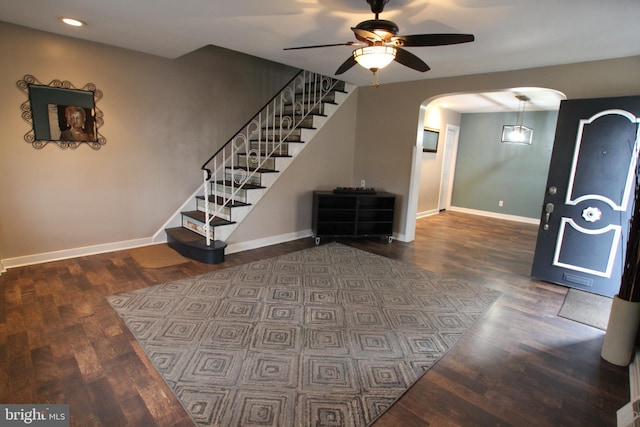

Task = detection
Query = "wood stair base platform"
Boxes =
[166,227,227,264]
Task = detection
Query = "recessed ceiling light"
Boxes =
[60,17,86,27]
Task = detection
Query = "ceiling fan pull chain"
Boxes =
[371,69,380,87]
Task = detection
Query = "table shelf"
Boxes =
[312,191,396,244]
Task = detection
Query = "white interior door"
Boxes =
[438,124,459,211]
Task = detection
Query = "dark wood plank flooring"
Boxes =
[0,211,629,426]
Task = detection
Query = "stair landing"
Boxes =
[166,227,227,264]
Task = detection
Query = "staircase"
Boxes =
[165,70,352,264]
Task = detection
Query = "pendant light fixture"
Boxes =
[502,95,533,144]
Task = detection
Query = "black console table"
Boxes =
[312,190,396,244]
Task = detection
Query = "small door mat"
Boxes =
[129,244,189,269]
[558,288,612,330]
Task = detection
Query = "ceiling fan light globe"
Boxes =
[353,46,396,70]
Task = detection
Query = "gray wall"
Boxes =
[0,21,299,262]
[451,110,559,218]
[0,21,359,266]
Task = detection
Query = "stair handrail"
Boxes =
[200,69,302,171]
[200,70,341,246]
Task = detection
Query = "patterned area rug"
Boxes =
[108,243,501,426]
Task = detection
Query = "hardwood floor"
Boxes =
[0,211,629,426]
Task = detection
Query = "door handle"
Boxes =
[543,202,554,230]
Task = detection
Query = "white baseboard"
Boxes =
[0,207,536,274]
[0,237,155,271]
[391,232,407,242]
[0,230,317,274]
[416,209,440,219]
[1,227,403,273]
[448,206,540,225]
[618,349,640,426]
[631,349,640,400]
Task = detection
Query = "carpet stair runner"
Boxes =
[165,72,353,264]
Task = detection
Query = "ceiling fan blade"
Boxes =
[335,56,358,75]
[393,33,475,47]
[393,47,430,72]
[351,27,384,43]
[284,42,362,50]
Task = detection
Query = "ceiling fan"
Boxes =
[284,0,474,84]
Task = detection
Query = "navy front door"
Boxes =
[531,96,640,297]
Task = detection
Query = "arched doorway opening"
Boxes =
[405,87,567,241]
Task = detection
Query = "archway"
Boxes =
[406,87,567,241]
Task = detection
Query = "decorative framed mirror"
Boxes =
[16,74,106,149]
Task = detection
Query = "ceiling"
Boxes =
[1,0,637,110]
[430,87,567,113]
[2,0,639,86]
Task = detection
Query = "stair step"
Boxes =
[247,141,293,155]
[298,82,346,96]
[237,152,291,158]
[296,91,340,104]
[196,199,232,221]
[196,195,250,208]
[261,124,315,131]
[214,180,265,190]
[182,210,234,226]
[235,155,278,171]
[210,181,265,204]
[253,134,304,142]
[277,104,326,116]
[261,116,315,129]
[181,210,234,239]
[166,227,227,265]
[311,80,345,91]
[226,166,278,174]
[196,196,250,221]
[257,128,306,137]
[222,172,262,188]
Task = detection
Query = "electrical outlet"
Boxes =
[361,179,366,187]
[498,200,504,207]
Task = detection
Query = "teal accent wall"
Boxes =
[451,110,559,218]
